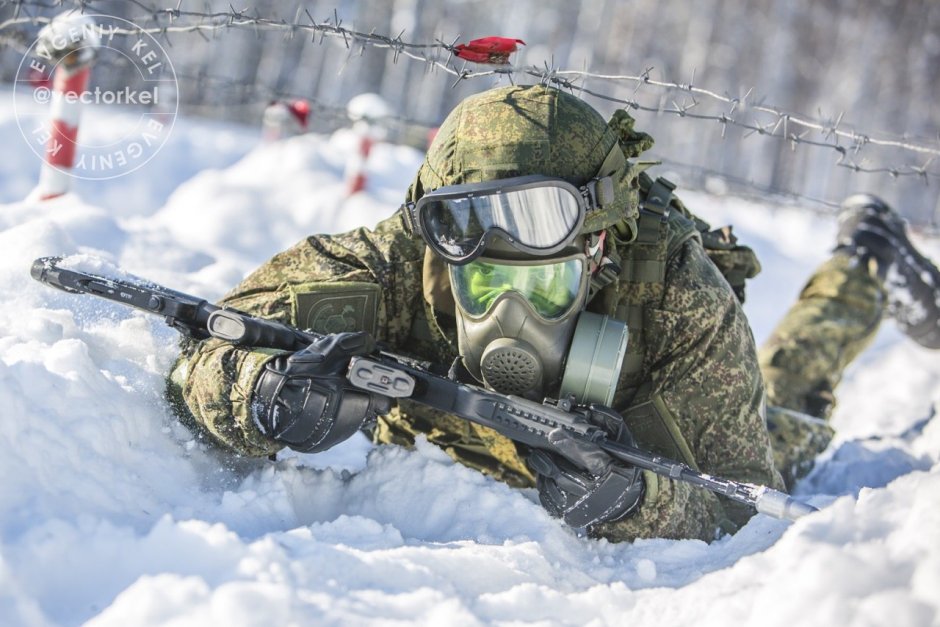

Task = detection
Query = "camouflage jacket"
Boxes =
[169,206,785,543]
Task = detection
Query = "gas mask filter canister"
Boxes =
[558,311,629,406]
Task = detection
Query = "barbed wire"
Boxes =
[69,57,938,189]
[3,0,940,212]
[2,0,938,178]
[86,62,940,223]
[650,154,840,210]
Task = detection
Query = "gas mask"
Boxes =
[449,253,584,396]
[403,174,630,404]
[448,253,628,403]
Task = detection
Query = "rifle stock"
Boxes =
[31,255,817,522]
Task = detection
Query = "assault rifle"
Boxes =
[31,255,817,522]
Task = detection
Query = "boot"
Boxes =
[836,193,940,349]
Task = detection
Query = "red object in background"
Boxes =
[38,65,91,200]
[262,99,310,141]
[288,99,310,130]
[346,134,374,196]
[28,67,52,90]
[453,37,525,64]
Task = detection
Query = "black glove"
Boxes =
[527,410,645,529]
[253,331,392,453]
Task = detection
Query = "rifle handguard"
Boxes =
[208,310,311,351]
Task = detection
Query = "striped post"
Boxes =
[262,99,310,142]
[35,13,99,201]
[345,132,374,196]
[37,64,91,200]
[344,93,390,198]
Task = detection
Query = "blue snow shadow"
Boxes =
[795,413,934,498]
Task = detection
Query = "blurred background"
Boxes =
[2,0,939,226]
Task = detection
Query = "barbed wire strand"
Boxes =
[2,0,938,177]
[2,0,939,231]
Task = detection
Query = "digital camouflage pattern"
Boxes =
[169,220,430,459]
[760,253,886,487]
[169,85,886,542]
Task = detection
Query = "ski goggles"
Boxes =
[449,254,588,320]
[402,175,613,265]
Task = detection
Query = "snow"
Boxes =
[1,95,939,627]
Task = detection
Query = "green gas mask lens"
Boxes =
[449,255,586,320]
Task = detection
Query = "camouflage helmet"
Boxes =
[407,84,641,237]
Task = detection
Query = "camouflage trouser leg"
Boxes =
[758,252,887,489]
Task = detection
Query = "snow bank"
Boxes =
[1,99,938,626]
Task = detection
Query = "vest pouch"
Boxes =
[621,390,699,469]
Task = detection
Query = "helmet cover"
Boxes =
[408,85,640,236]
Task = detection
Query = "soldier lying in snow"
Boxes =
[169,85,940,542]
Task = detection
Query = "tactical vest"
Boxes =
[587,172,762,468]
[389,171,761,485]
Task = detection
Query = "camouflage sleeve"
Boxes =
[167,213,427,457]
[596,238,784,542]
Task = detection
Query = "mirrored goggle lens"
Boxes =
[420,184,583,261]
[450,257,585,319]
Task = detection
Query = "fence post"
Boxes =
[35,13,100,201]
[344,93,391,197]
[262,99,310,142]
[345,133,374,196]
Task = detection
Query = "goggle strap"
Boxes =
[582,144,632,233]
[585,142,626,211]
[591,177,616,206]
